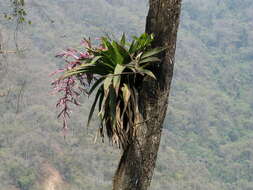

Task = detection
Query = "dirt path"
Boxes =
[42,164,65,190]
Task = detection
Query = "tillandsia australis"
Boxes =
[51,33,165,148]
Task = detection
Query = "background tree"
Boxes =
[113,0,182,189]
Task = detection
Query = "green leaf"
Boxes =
[141,47,166,59]
[113,64,126,95]
[61,69,88,79]
[125,64,137,73]
[109,87,116,125]
[101,37,116,65]
[139,57,161,64]
[129,39,136,54]
[98,87,104,112]
[88,66,109,75]
[87,89,102,127]
[96,51,116,69]
[120,33,126,46]
[136,68,156,79]
[112,41,124,65]
[90,56,102,64]
[114,43,131,64]
[61,63,94,79]
[88,77,104,95]
[135,52,143,61]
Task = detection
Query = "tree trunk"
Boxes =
[113,0,182,190]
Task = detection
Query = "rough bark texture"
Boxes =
[113,0,182,189]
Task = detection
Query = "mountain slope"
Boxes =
[0,0,252,189]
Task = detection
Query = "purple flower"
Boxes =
[52,37,98,133]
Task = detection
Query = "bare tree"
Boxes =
[113,0,182,189]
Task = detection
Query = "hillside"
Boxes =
[0,0,253,190]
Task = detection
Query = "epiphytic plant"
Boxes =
[52,33,164,148]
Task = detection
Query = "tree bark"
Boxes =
[113,0,182,190]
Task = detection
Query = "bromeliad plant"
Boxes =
[52,33,164,149]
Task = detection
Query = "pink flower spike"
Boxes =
[79,52,90,59]
[66,51,79,59]
[55,52,66,57]
[52,37,98,134]
[49,69,65,76]
[66,48,77,52]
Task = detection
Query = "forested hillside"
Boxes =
[0,0,252,190]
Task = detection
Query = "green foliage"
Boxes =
[4,0,31,24]
[8,162,36,190]
[60,33,164,148]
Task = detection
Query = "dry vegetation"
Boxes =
[0,0,253,189]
